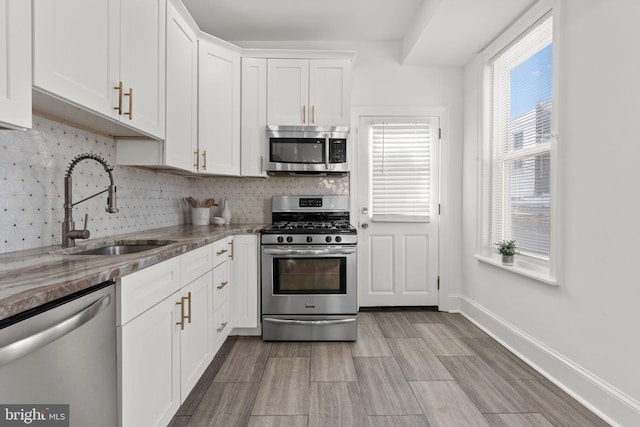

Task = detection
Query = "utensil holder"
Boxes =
[192,207,210,226]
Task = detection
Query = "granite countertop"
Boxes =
[0,224,265,322]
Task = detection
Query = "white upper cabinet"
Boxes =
[119,0,166,138]
[0,0,31,130]
[309,60,352,126]
[33,0,119,120]
[198,37,241,176]
[267,58,351,126]
[267,59,309,125]
[240,58,267,177]
[32,0,165,138]
[164,0,198,172]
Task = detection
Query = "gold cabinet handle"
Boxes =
[217,321,228,333]
[176,292,192,330]
[216,249,228,256]
[194,149,199,169]
[303,105,306,124]
[228,240,234,260]
[311,105,315,124]
[113,81,123,115]
[184,292,191,324]
[202,150,207,171]
[124,87,133,120]
[217,281,228,290]
[176,299,185,330]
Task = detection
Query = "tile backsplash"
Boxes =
[0,115,349,254]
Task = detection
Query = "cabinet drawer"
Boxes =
[212,301,231,354]
[181,244,213,285]
[212,238,232,267]
[118,257,181,325]
[212,262,230,311]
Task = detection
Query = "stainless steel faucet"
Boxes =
[62,153,119,248]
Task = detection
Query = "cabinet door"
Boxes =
[0,0,31,129]
[179,271,212,401]
[165,1,198,172]
[33,0,119,119]
[198,39,240,175]
[267,59,309,125]
[309,59,351,126]
[120,0,166,138]
[119,293,180,427]
[241,58,267,177]
[231,234,259,328]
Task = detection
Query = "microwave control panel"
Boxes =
[329,139,347,163]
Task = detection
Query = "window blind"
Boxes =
[370,121,431,222]
[489,14,553,258]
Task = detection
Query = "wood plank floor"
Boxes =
[169,311,609,427]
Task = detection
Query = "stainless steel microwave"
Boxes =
[265,125,349,175]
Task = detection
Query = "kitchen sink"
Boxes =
[69,240,176,256]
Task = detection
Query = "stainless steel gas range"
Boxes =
[261,195,357,341]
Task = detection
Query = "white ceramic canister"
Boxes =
[192,207,211,225]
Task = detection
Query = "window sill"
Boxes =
[474,254,558,286]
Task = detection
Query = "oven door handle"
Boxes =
[262,247,356,256]
[263,317,356,326]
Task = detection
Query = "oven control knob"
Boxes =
[286,236,293,243]
[277,236,284,243]
[306,236,313,243]
[325,236,332,243]
[335,236,342,243]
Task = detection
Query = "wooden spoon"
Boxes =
[185,197,196,208]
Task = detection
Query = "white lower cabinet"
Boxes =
[117,237,254,426]
[119,291,180,427]
[231,234,259,328]
[116,235,251,427]
[179,271,213,399]
[117,243,214,427]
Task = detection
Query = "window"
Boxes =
[489,14,553,259]
[369,119,436,222]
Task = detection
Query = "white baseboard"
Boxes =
[461,296,640,427]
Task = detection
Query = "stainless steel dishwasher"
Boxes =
[0,282,117,426]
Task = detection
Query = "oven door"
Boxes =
[261,245,357,315]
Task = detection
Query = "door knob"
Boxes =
[361,207,368,214]
[361,223,369,229]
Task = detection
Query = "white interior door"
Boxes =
[356,116,440,307]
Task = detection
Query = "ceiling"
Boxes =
[182,0,537,67]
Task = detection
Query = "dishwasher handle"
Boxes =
[0,293,111,367]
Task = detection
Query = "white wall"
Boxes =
[462,1,640,425]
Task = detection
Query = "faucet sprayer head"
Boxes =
[107,185,118,213]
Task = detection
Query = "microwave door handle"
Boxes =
[325,136,330,170]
